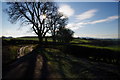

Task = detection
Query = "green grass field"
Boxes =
[70,38,120,52]
[3,37,53,42]
[3,38,39,41]
[3,37,120,52]
[70,39,91,43]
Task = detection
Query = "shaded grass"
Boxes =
[36,45,120,79]
[36,46,97,79]
[47,46,119,78]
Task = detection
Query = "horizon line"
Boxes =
[1,35,120,39]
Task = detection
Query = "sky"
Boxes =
[0,1,119,38]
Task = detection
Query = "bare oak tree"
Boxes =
[5,2,64,43]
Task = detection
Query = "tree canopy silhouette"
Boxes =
[56,27,74,43]
[5,2,68,43]
[49,13,68,42]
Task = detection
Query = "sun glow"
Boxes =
[42,14,46,19]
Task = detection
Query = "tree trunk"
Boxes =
[38,35,43,44]
[52,34,56,42]
[45,37,47,42]
[52,37,56,42]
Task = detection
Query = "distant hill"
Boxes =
[18,36,52,38]
[1,36,13,39]
[18,36,38,38]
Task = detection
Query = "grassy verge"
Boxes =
[2,44,36,65]
[2,45,20,64]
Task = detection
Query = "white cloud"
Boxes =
[89,16,119,24]
[66,22,85,30]
[58,4,74,17]
[67,15,119,30]
[76,9,97,21]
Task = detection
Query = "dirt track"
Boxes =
[3,47,43,80]
[17,46,33,58]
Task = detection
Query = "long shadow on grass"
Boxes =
[35,45,49,80]
[42,45,120,79]
[41,47,67,79]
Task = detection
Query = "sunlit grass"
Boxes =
[16,38,39,41]
[4,38,92,43]
[3,37,53,42]
[73,44,120,52]
[2,38,11,41]
[70,39,91,43]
